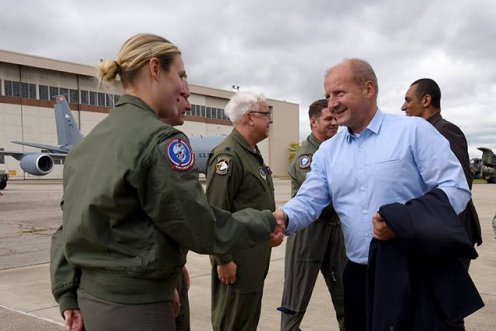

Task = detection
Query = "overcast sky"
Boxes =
[1,0,495,158]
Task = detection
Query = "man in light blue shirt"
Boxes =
[275,58,470,331]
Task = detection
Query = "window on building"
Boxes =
[20,82,36,98]
[69,89,79,104]
[4,81,11,96]
[80,90,89,104]
[191,104,199,116]
[89,91,97,106]
[21,82,29,98]
[200,105,206,117]
[39,85,49,100]
[49,86,59,100]
[14,82,20,96]
[206,107,212,119]
[29,83,36,99]
[98,92,106,106]
[106,94,114,107]
[60,88,69,100]
[4,80,20,97]
[220,109,228,120]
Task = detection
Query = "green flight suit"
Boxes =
[206,128,276,331]
[50,95,276,326]
[280,133,347,331]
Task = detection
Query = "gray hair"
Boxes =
[225,91,266,124]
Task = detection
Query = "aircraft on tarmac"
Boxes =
[0,96,225,190]
[189,135,225,174]
[0,95,82,179]
[476,147,496,183]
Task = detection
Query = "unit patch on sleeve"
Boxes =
[166,138,195,171]
[215,155,232,175]
[298,155,312,170]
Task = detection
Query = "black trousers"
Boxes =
[343,261,367,331]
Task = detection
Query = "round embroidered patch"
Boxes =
[167,138,195,171]
[215,155,231,175]
[298,155,312,169]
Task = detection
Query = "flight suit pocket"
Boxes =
[240,172,267,195]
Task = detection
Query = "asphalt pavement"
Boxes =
[0,179,494,330]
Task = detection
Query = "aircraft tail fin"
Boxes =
[54,95,83,147]
[477,147,496,167]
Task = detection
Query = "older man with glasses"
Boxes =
[206,91,282,331]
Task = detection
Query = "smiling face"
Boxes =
[249,101,272,142]
[155,55,186,120]
[169,79,192,126]
[324,62,375,134]
[311,107,338,142]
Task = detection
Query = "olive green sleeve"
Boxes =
[50,225,81,316]
[133,132,275,255]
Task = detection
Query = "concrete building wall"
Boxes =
[265,100,300,175]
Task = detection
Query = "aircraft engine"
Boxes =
[19,153,54,176]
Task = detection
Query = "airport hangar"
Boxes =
[0,49,299,179]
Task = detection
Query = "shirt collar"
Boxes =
[344,108,384,142]
[231,128,261,156]
[308,133,322,149]
[427,112,442,125]
[115,94,160,119]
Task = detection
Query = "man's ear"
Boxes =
[422,94,432,108]
[364,80,376,98]
[310,116,317,129]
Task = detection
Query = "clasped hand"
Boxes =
[270,208,287,247]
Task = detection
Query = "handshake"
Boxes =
[270,209,287,247]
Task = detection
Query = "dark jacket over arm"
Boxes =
[367,189,484,331]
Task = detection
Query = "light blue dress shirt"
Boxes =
[283,109,470,264]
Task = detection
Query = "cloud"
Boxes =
[1,0,494,157]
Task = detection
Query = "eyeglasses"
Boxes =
[249,111,272,118]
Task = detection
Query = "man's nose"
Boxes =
[328,97,338,111]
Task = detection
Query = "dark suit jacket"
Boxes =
[367,189,484,331]
[427,113,482,245]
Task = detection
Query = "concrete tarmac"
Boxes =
[0,179,494,330]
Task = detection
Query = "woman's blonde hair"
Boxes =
[98,33,181,87]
